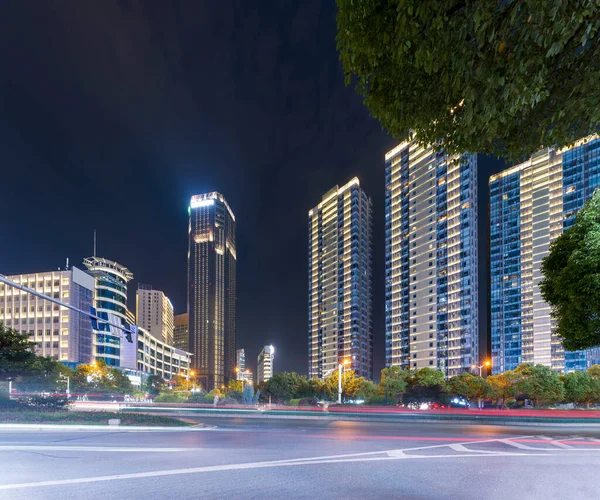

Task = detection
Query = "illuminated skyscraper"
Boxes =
[173,313,189,351]
[257,345,274,384]
[384,141,479,377]
[84,257,134,367]
[308,177,373,380]
[236,348,246,380]
[188,192,237,390]
[490,136,600,373]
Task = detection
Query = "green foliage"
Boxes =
[540,190,600,350]
[263,372,310,402]
[562,371,600,406]
[227,379,243,394]
[379,366,409,403]
[404,368,448,404]
[513,364,565,407]
[187,391,208,403]
[449,372,492,401]
[154,392,186,403]
[0,322,37,381]
[15,356,75,393]
[205,388,222,404]
[308,378,326,400]
[72,360,133,394]
[356,378,379,403]
[336,0,600,161]
[144,375,167,396]
[487,371,519,408]
[289,398,301,407]
[0,410,189,426]
[324,369,361,400]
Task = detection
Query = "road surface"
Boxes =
[1,417,599,499]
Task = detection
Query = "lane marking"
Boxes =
[0,446,196,453]
[0,451,565,491]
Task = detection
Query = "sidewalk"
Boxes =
[0,423,212,432]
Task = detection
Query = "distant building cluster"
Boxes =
[3,136,599,390]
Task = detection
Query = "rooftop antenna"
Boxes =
[93,230,97,257]
[66,258,70,270]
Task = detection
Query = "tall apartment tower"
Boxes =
[490,136,600,374]
[385,141,479,378]
[188,192,237,390]
[136,284,174,345]
[257,345,275,384]
[308,177,373,380]
[173,313,189,351]
[0,266,95,364]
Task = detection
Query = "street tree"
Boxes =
[324,369,361,400]
[226,379,243,394]
[308,378,326,400]
[263,372,309,402]
[541,190,600,350]
[336,0,600,161]
[18,356,74,393]
[487,371,519,409]
[513,364,565,407]
[144,375,167,396]
[379,366,409,403]
[0,322,37,382]
[449,372,492,402]
[562,371,600,407]
[404,368,447,404]
[355,378,379,403]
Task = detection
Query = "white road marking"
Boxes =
[0,451,563,491]
[0,446,196,453]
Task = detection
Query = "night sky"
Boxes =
[0,1,508,377]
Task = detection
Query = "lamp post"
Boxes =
[190,370,195,391]
[472,360,492,378]
[59,374,70,398]
[337,359,350,404]
[471,360,491,409]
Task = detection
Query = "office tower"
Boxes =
[83,257,134,367]
[385,141,479,378]
[0,266,94,363]
[257,345,275,384]
[308,177,373,380]
[136,284,174,345]
[173,313,189,351]
[236,348,246,380]
[188,192,237,390]
[490,136,600,374]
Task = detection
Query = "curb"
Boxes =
[126,407,600,427]
[0,423,213,432]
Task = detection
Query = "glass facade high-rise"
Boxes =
[83,257,134,367]
[490,136,600,374]
[188,192,237,390]
[385,141,479,377]
[236,348,246,380]
[308,177,373,380]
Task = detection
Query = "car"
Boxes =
[449,397,470,408]
[297,398,323,408]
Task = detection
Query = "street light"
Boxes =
[472,360,491,377]
[471,360,492,409]
[190,370,195,391]
[338,359,351,404]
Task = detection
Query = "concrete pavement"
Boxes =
[1,418,599,499]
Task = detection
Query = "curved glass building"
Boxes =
[83,257,133,366]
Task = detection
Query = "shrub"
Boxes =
[289,398,301,406]
[154,393,185,403]
[187,392,207,403]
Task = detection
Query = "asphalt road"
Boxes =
[1,417,600,500]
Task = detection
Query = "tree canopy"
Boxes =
[0,322,37,380]
[540,189,600,350]
[513,364,565,407]
[336,0,600,160]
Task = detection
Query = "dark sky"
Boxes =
[0,1,508,377]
